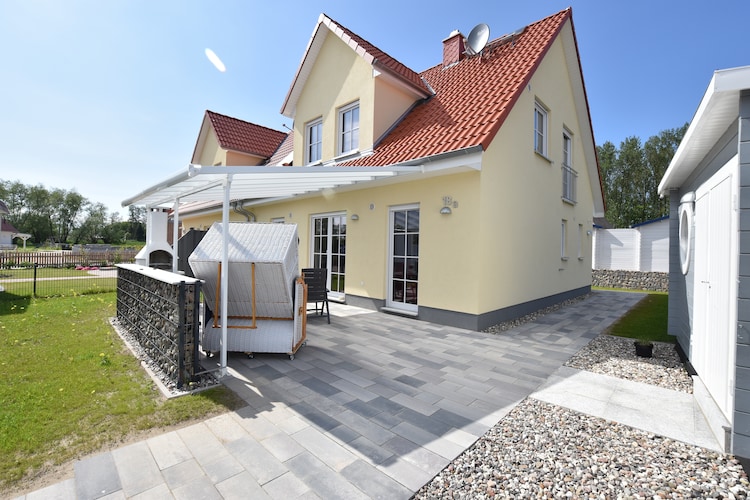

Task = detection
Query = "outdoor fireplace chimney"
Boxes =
[135,208,174,269]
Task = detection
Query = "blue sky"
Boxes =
[1,0,747,218]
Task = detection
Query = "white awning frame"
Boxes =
[121,156,482,376]
[122,164,424,209]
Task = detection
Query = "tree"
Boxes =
[596,123,688,228]
[73,202,108,243]
[128,205,146,242]
[53,190,87,243]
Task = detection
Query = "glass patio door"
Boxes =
[311,213,346,300]
[387,205,419,313]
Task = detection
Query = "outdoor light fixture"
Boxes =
[350,214,359,221]
[440,195,457,215]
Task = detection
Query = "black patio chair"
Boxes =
[302,268,330,324]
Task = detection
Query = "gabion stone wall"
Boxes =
[116,264,202,388]
[592,269,669,292]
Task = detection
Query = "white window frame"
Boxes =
[562,130,577,203]
[577,223,584,260]
[338,101,359,156]
[534,101,548,157]
[561,219,568,260]
[306,118,322,164]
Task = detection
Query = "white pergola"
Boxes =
[122,163,427,375]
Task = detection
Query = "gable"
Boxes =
[191,111,287,166]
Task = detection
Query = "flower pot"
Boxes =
[634,341,653,358]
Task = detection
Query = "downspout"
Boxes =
[232,200,256,222]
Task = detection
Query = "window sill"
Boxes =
[535,151,553,163]
[560,257,569,261]
[334,149,360,162]
[578,257,585,261]
[562,197,577,206]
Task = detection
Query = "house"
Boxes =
[0,200,29,249]
[658,65,750,458]
[125,8,604,332]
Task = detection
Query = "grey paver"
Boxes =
[26,290,696,500]
[226,436,288,484]
[284,452,369,500]
[291,427,358,472]
[161,459,204,490]
[74,452,121,500]
[24,478,76,500]
[216,471,271,499]
[111,441,162,497]
[147,432,192,470]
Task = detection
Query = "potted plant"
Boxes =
[634,340,654,358]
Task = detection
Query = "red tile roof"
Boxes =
[206,110,287,158]
[345,9,573,166]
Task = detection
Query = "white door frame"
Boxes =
[309,212,347,300]
[386,204,419,313]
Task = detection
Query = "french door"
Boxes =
[387,205,419,313]
[311,213,346,300]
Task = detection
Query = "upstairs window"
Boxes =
[534,102,548,156]
[306,118,322,164]
[338,102,359,155]
[562,131,577,203]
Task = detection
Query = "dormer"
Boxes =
[191,110,287,166]
[281,14,432,166]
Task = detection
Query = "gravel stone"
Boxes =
[566,333,693,394]
[417,299,748,499]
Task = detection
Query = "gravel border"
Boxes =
[415,296,749,498]
[414,398,749,499]
[110,318,221,398]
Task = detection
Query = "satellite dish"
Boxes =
[466,23,490,55]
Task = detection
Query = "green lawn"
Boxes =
[0,292,244,490]
[606,292,673,343]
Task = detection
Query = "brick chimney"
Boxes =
[442,30,465,66]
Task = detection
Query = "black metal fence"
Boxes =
[0,250,137,300]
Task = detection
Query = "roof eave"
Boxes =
[658,65,750,196]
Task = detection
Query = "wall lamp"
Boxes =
[440,196,458,215]
[350,214,359,221]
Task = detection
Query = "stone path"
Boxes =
[15,290,647,499]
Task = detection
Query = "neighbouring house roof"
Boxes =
[191,110,288,162]
[0,200,8,216]
[631,215,669,228]
[281,13,432,117]
[659,65,750,195]
[1,219,18,233]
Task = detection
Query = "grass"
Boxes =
[0,267,97,279]
[606,292,673,343]
[0,292,245,490]
[0,277,118,298]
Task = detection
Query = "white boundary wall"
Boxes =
[592,218,669,272]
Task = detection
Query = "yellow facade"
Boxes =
[177,17,599,329]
